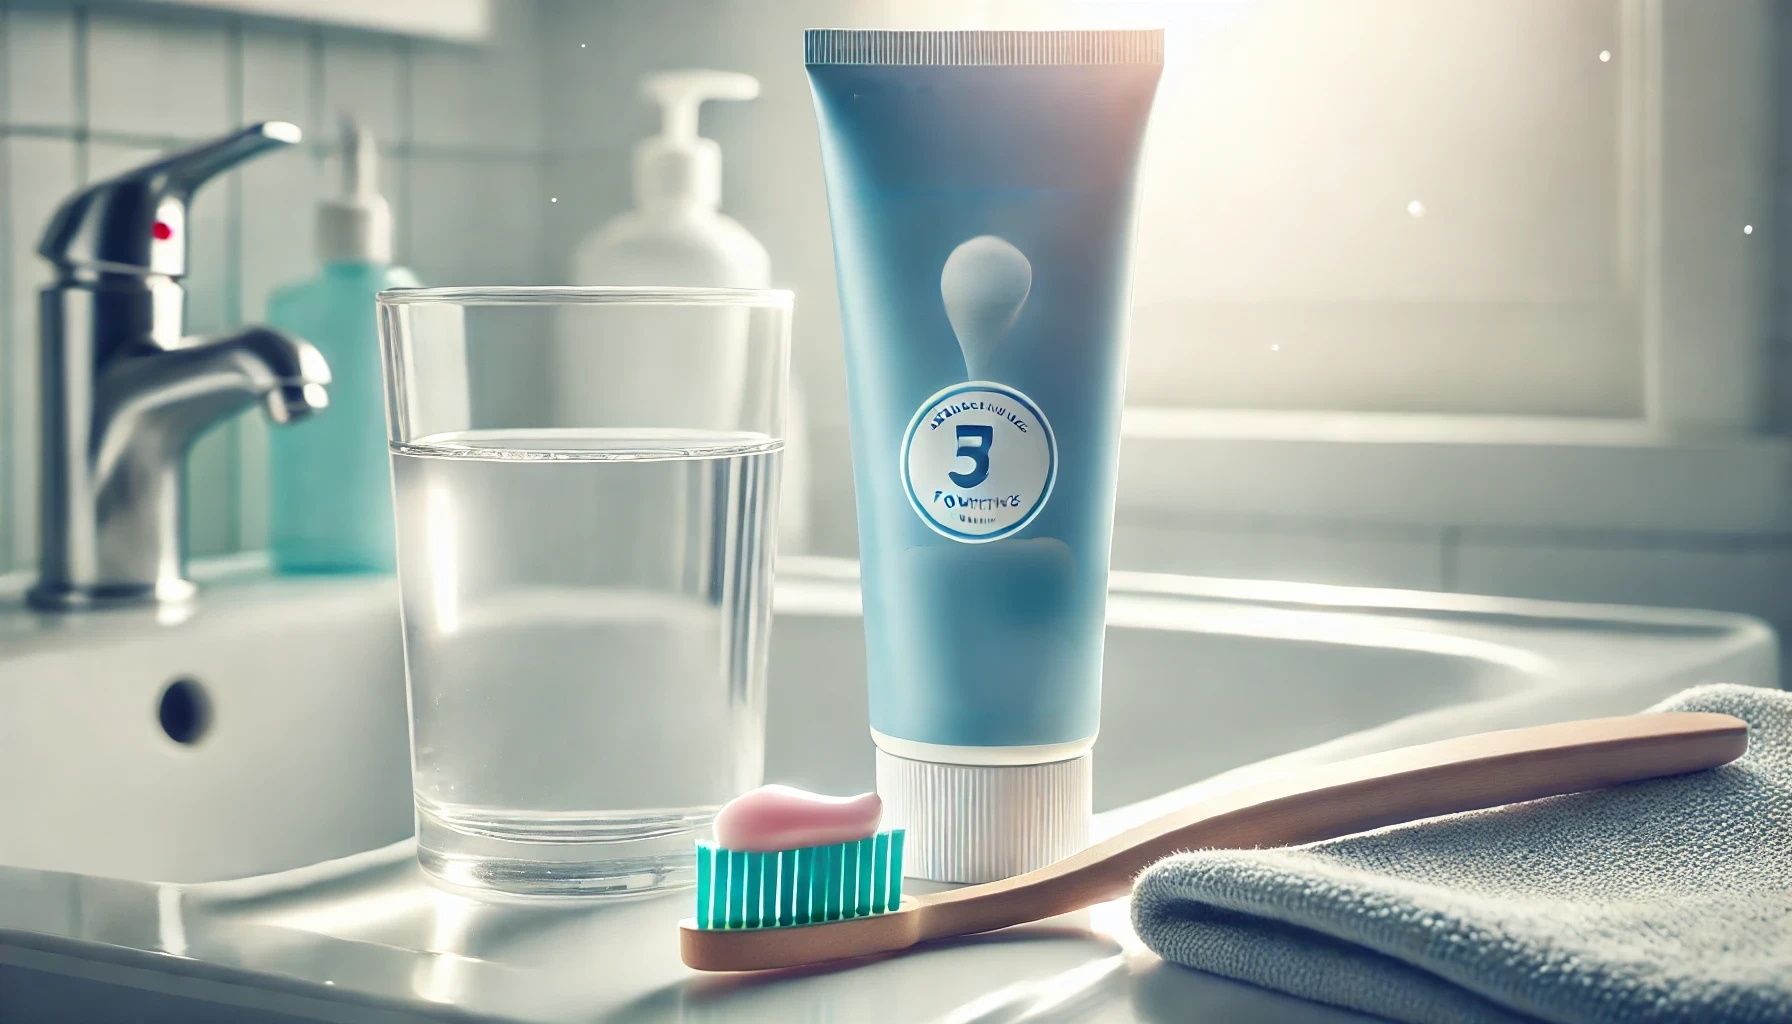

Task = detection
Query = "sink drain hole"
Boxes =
[157,678,212,745]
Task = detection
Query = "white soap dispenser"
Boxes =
[572,69,769,287]
[563,69,810,551]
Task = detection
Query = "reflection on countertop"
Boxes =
[0,834,1379,1023]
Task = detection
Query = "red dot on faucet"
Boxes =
[151,221,174,241]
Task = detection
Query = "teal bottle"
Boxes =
[267,122,417,573]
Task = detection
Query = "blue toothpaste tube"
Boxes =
[806,29,1164,881]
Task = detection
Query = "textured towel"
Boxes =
[1131,684,1792,1024]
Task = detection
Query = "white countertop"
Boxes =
[0,832,1379,1023]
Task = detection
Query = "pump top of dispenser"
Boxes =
[319,119,393,263]
[634,70,758,210]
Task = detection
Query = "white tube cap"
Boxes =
[876,748,1092,883]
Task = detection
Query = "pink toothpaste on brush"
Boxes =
[696,786,907,929]
[713,786,884,851]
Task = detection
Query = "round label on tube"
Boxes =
[900,381,1056,543]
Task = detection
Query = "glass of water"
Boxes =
[376,286,791,898]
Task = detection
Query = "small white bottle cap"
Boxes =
[318,119,392,263]
[633,70,758,211]
[876,748,1092,884]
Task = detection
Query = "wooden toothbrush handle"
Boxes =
[918,711,1747,940]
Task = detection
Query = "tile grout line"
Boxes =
[225,15,246,552]
[531,10,554,286]
[0,123,546,162]
[397,36,416,264]
[308,25,325,133]
[398,36,415,149]
[71,4,88,183]
[307,26,326,280]
[1439,525,1460,593]
[0,0,13,571]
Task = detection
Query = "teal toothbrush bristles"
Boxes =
[695,829,905,930]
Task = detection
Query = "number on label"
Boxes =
[950,424,993,488]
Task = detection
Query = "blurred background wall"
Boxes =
[4,0,1792,658]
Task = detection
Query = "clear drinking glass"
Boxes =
[376,286,791,898]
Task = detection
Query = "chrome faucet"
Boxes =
[28,122,332,611]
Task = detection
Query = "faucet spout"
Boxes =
[92,327,330,488]
[28,326,332,611]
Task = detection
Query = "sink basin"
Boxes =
[0,559,413,884]
[0,555,1777,1022]
[0,555,1776,886]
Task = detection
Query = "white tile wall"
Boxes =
[240,154,322,325]
[319,32,405,145]
[409,0,543,152]
[539,150,627,284]
[3,5,77,127]
[407,155,547,285]
[240,25,317,137]
[86,11,233,137]
[0,0,552,574]
[4,137,78,568]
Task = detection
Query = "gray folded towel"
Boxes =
[1131,683,1792,1024]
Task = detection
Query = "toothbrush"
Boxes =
[695,787,905,930]
[681,710,1746,972]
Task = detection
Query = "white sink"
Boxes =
[0,560,412,884]
[0,555,1777,1023]
[0,555,1776,887]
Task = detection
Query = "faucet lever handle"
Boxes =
[37,121,302,279]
